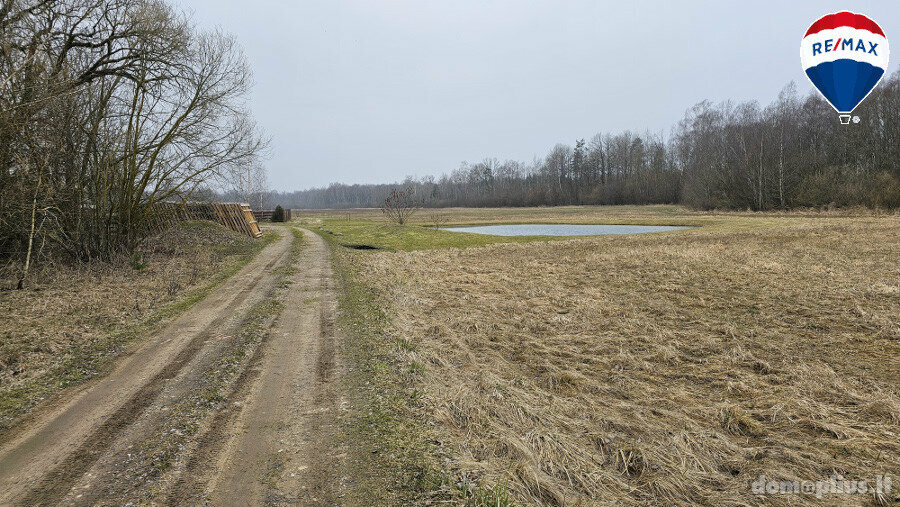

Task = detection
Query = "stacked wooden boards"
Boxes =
[153,202,262,238]
[211,203,261,238]
[238,204,263,238]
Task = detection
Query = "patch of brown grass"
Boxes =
[358,211,899,505]
[0,222,259,411]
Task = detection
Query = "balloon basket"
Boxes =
[839,114,852,125]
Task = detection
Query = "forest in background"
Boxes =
[272,75,900,211]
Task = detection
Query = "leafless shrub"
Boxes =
[428,212,449,229]
[380,187,421,225]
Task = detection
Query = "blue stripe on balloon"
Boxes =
[805,59,885,113]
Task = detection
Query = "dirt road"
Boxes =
[0,227,343,505]
[204,228,342,505]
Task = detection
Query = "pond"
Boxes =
[440,224,692,236]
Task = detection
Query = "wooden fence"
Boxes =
[151,202,262,238]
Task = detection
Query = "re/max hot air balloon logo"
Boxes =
[801,11,890,124]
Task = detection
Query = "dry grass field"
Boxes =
[316,206,899,505]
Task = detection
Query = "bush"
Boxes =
[794,169,900,209]
[271,205,285,223]
[381,187,421,225]
[130,252,147,271]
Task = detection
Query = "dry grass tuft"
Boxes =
[354,209,899,505]
[718,405,764,437]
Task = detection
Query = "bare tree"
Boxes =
[381,187,421,225]
[428,212,449,229]
[247,165,271,210]
[1,0,268,270]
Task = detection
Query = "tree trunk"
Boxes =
[17,174,40,290]
[778,121,785,208]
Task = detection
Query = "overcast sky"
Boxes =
[172,0,900,191]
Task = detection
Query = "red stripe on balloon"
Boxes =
[804,11,885,37]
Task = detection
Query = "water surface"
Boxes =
[441,224,692,236]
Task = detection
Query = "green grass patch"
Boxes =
[326,231,445,505]
[296,205,712,252]
[305,219,536,251]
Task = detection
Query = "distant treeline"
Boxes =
[273,74,900,210]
